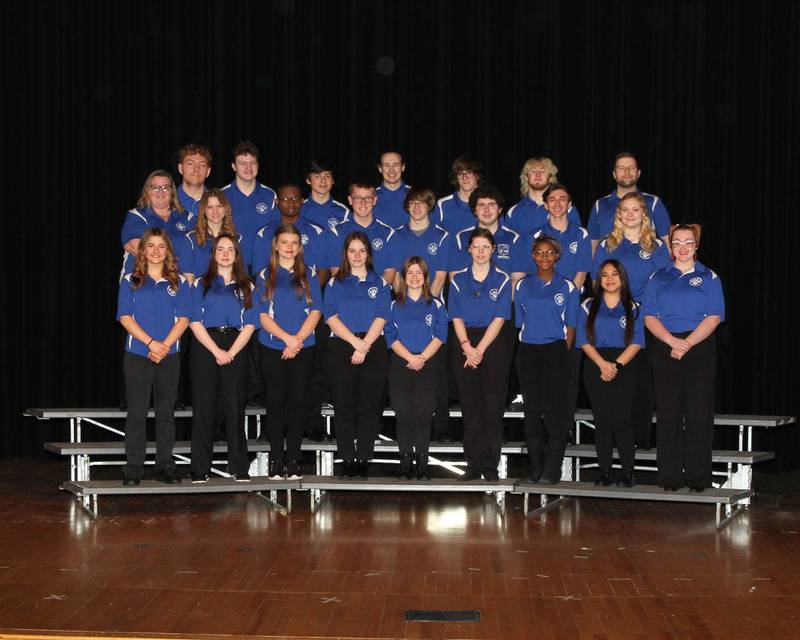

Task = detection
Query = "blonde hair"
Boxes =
[136,170,183,212]
[518,157,558,196]
[606,192,657,253]
[196,188,236,247]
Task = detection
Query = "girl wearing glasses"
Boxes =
[514,235,579,484]
[577,259,643,487]
[448,228,513,481]
[644,224,725,492]
[324,231,391,479]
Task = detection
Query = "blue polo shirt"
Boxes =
[300,197,350,232]
[117,274,191,357]
[592,238,671,301]
[120,207,194,275]
[323,271,392,335]
[254,267,323,350]
[435,192,475,235]
[190,276,257,329]
[385,297,448,353]
[177,230,244,277]
[374,182,411,229]
[177,184,205,220]
[523,220,592,283]
[448,265,512,328]
[222,181,277,271]
[449,224,525,274]
[505,196,581,238]
[588,190,671,241]
[388,224,450,274]
[514,274,579,344]
[251,217,326,274]
[576,298,644,349]
[643,261,725,333]
[322,218,396,274]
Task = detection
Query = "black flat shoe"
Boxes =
[689,486,705,493]
[595,468,612,487]
[538,475,560,485]
[355,460,369,479]
[663,485,678,492]
[122,477,140,487]
[618,469,635,488]
[339,460,355,478]
[155,469,180,484]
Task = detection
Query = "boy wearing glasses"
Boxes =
[436,155,484,235]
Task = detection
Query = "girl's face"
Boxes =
[599,264,621,294]
[205,196,226,226]
[347,239,368,269]
[405,263,425,290]
[276,232,301,262]
[468,237,494,266]
[532,242,558,272]
[670,229,697,263]
[619,200,645,229]
[214,237,236,268]
[144,235,168,266]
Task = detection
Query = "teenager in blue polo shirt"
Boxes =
[385,257,448,480]
[589,151,671,253]
[176,143,211,218]
[514,235,579,485]
[323,182,396,284]
[448,184,527,283]
[222,141,277,273]
[387,186,449,297]
[448,228,513,481]
[256,223,323,480]
[178,189,241,279]
[117,228,191,486]
[120,170,194,276]
[301,160,350,233]
[577,259,644,488]
[644,224,724,492]
[252,184,326,275]
[592,191,671,450]
[188,233,256,483]
[374,150,411,229]
[324,231,392,479]
[435,155,483,235]
[506,157,581,238]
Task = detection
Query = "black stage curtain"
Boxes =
[2,1,798,465]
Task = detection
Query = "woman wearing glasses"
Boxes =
[514,235,579,484]
[644,224,725,492]
[448,228,513,481]
[324,231,391,479]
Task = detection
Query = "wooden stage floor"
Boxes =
[0,460,799,640]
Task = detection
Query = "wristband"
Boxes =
[614,360,624,369]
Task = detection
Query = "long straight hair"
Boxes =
[131,228,180,291]
[585,259,636,346]
[395,256,432,305]
[335,230,374,282]
[263,223,312,304]
[201,232,252,309]
[196,188,236,247]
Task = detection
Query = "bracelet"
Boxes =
[460,339,469,345]
[146,338,153,347]
[614,360,624,369]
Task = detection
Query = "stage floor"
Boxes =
[0,460,799,640]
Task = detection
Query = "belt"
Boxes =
[207,326,239,335]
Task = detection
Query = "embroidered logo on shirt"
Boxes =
[554,293,565,306]
[328,218,338,231]
[176,222,186,232]
[619,316,627,328]
[489,288,499,301]
[167,286,177,297]
[689,277,703,286]
[368,286,378,299]
[256,202,269,214]
[425,314,433,326]
[639,249,652,260]
[569,241,578,254]
[372,238,384,251]
[428,242,438,255]
[497,244,509,257]
[301,234,309,245]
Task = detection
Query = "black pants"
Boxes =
[450,325,512,474]
[388,352,439,456]
[516,340,570,479]
[564,347,582,437]
[630,342,655,446]
[123,351,180,480]
[189,330,250,476]
[431,344,453,440]
[261,345,315,463]
[326,335,388,461]
[651,332,717,488]
[583,347,637,471]
[303,322,330,435]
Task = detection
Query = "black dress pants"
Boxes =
[650,333,717,488]
[583,347,637,471]
[631,336,655,447]
[326,335,388,461]
[516,340,570,480]
[261,345,315,463]
[389,352,439,456]
[189,331,250,476]
[450,325,512,474]
[123,351,180,480]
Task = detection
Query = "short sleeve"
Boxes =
[642,274,660,317]
[447,278,464,319]
[189,281,204,323]
[120,210,147,246]
[575,230,592,273]
[384,304,399,348]
[564,283,579,328]
[323,280,339,320]
[432,300,448,342]
[174,278,192,318]
[375,279,392,320]
[631,303,645,347]
[494,277,512,320]
[575,302,589,348]
[116,277,134,319]
[307,273,323,313]
[242,284,259,327]
[587,202,602,240]
[650,197,671,238]
[706,272,725,320]
[568,204,582,228]
[513,280,525,328]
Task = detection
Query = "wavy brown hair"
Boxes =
[395,256,433,305]
[196,188,236,247]
[131,228,181,291]
[200,233,252,309]
[263,224,313,304]
[606,192,657,253]
[136,169,183,212]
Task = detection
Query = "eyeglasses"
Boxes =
[408,200,428,208]
[456,171,475,178]
[148,184,172,193]
[533,249,557,258]
[351,196,374,204]
[278,196,302,203]
[670,240,696,249]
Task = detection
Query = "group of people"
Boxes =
[116,143,725,494]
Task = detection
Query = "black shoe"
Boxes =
[155,468,179,484]
[525,470,542,484]
[618,469,635,488]
[268,459,285,480]
[538,474,560,485]
[355,460,369,479]
[415,454,431,481]
[190,473,209,484]
[689,485,705,493]
[286,460,304,480]
[399,454,414,480]
[483,467,499,481]
[663,485,678,492]
[234,472,251,483]
[339,460,355,478]
[595,468,612,487]
[460,467,482,481]
[122,477,140,486]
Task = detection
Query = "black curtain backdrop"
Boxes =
[2,1,798,465]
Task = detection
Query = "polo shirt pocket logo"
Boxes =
[368,286,379,299]
[372,238,384,250]
[554,293,565,306]
[497,244,509,257]
[256,202,268,214]
[639,249,651,260]
[425,314,433,326]
[619,316,627,328]
[569,241,578,254]
[489,288,499,301]
[428,243,438,255]
[689,277,703,286]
